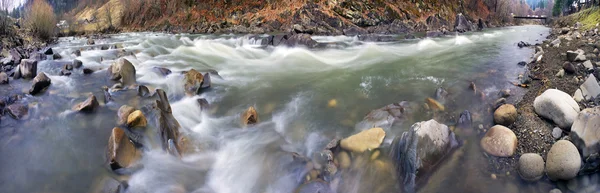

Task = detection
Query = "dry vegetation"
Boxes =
[26,0,57,41]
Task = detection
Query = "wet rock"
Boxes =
[72,94,99,113]
[336,151,351,169]
[60,69,71,76]
[580,74,600,100]
[454,13,471,33]
[296,180,333,193]
[127,110,147,128]
[83,68,94,74]
[137,85,154,98]
[0,72,8,84]
[494,104,517,126]
[425,97,445,111]
[117,105,135,125]
[518,41,530,48]
[73,50,81,57]
[201,73,211,90]
[7,103,28,120]
[87,38,95,45]
[533,89,580,129]
[19,59,37,79]
[102,86,112,103]
[155,89,182,153]
[53,53,61,60]
[29,72,51,95]
[571,106,600,159]
[197,98,209,111]
[108,58,136,86]
[153,67,171,76]
[517,61,527,66]
[457,110,472,129]
[285,33,318,47]
[355,101,415,130]
[546,140,581,181]
[340,127,385,153]
[101,45,109,50]
[64,64,73,71]
[107,127,141,170]
[518,153,545,181]
[563,62,576,74]
[183,69,204,95]
[493,98,507,110]
[241,106,259,126]
[552,127,563,139]
[480,125,517,157]
[498,89,511,98]
[73,59,83,68]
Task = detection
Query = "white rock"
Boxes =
[533,89,581,129]
[556,69,565,78]
[583,60,594,71]
[580,74,600,100]
[573,89,584,102]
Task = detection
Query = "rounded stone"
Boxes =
[494,104,518,126]
[546,140,582,181]
[336,151,351,169]
[480,125,518,157]
[518,153,545,181]
[127,110,147,128]
[549,188,562,193]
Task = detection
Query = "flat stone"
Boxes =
[546,140,581,181]
[518,153,545,181]
[340,127,386,153]
[480,125,517,157]
[127,110,147,128]
[533,89,580,129]
[580,74,600,100]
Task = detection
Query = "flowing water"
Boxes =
[0,25,565,193]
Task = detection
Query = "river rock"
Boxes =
[201,72,211,90]
[60,69,71,76]
[153,67,171,76]
[87,38,95,45]
[197,98,210,111]
[340,127,386,153]
[457,110,473,129]
[107,127,140,170]
[127,110,147,128]
[108,58,136,86]
[552,127,563,139]
[29,72,51,95]
[563,62,576,74]
[183,69,204,95]
[533,89,580,129]
[7,103,28,120]
[580,74,600,100]
[155,89,182,153]
[295,180,333,193]
[583,60,594,71]
[73,50,81,57]
[425,97,445,111]
[73,59,83,68]
[551,38,561,47]
[0,72,8,84]
[571,106,600,162]
[494,104,517,126]
[355,101,416,130]
[19,59,37,79]
[284,33,317,48]
[434,87,449,104]
[480,125,517,157]
[336,151,351,169]
[546,140,582,181]
[83,68,94,74]
[454,13,471,33]
[493,98,507,110]
[72,94,99,113]
[518,153,545,181]
[241,106,259,126]
[64,64,73,71]
[117,105,135,125]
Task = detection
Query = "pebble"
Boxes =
[491,173,497,180]
[552,127,563,139]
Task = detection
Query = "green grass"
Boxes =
[568,7,600,30]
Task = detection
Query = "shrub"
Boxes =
[25,0,57,41]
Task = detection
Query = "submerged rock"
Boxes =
[153,67,171,76]
[534,89,580,129]
[494,104,517,126]
[73,59,83,68]
[127,110,147,128]
[183,69,204,95]
[546,140,581,181]
[480,125,517,157]
[117,105,135,125]
[518,153,545,181]
[425,97,445,111]
[29,72,51,95]
[107,127,141,170]
[7,103,28,120]
[456,110,472,129]
[19,59,37,79]
[72,94,99,113]
[241,106,259,127]
[340,127,386,153]
[355,101,415,130]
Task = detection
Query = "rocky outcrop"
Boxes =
[533,89,580,129]
[480,125,517,157]
[546,140,581,181]
[107,127,141,170]
[340,127,386,153]
[29,72,51,95]
[72,94,99,113]
[518,153,545,181]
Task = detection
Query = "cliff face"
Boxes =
[116,0,516,35]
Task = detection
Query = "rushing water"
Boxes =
[0,25,561,193]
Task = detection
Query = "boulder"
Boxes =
[518,153,545,181]
[563,62,576,74]
[0,72,8,84]
[340,127,386,153]
[546,140,581,181]
[571,106,600,158]
[580,74,600,100]
[201,73,211,90]
[83,68,94,74]
[117,105,135,125]
[108,58,136,86]
[19,59,37,79]
[72,94,99,113]
[533,89,580,129]
[494,104,517,126]
[73,59,83,68]
[29,72,51,95]
[183,69,204,95]
[480,125,518,157]
[52,53,61,60]
[127,110,147,128]
[454,13,471,33]
[107,127,141,170]
[7,103,28,120]
[241,106,259,126]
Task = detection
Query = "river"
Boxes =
[0,25,557,193]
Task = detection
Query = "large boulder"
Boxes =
[533,89,580,129]
[72,94,99,113]
[389,119,458,193]
[480,125,517,157]
[183,69,204,95]
[494,104,517,126]
[241,106,259,127]
[340,127,386,153]
[19,59,37,79]
[518,153,545,181]
[454,13,471,33]
[29,72,51,95]
[546,140,581,181]
[107,127,141,170]
[108,58,136,86]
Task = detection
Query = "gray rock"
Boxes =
[72,94,99,113]
[571,107,600,159]
[19,59,37,79]
[574,89,584,102]
[7,103,28,120]
[0,72,8,84]
[454,13,472,33]
[29,72,51,95]
[108,58,136,87]
[551,38,561,47]
[552,127,563,139]
[580,74,600,100]
[546,140,582,181]
[563,62,576,74]
[73,59,83,68]
[583,60,594,71]
[518,153,545,181]
[533,89,581,129]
